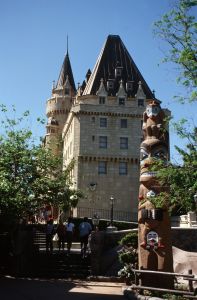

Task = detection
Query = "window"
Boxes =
[99,136,107,148]
[91,116,95,123]
[99,96,106,104]
[100,117,107,128]
[65,88,70,95]
[126,81,133,92]
[120,137,128,149]
[98,161,107,174]
[92,135,95,141]
[121,119,127,128]
[138,99,144,107]
[115,67,122,78]
[107,80,114,90]
[119,97,125,106]
[119,162,128,175]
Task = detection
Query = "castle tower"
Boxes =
[61,35,157,221]
[45,50,76,155]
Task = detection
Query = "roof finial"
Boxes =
[67,35,69,55]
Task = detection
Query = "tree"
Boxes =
[152,1,197,214]
[154,0,197,102]
[0,106,82,221]
[152,124,197,214]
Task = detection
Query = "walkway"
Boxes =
[0,276,125,300]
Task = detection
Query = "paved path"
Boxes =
[0,276,125,300]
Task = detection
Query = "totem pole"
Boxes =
[138,100,174,288]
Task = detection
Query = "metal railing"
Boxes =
[76,206,137,222]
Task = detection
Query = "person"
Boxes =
[79,217,92,258]
[65,217,75,256]
[46,218,55,252]
[56,219,66,251]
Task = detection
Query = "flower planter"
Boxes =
[151,208,163,221]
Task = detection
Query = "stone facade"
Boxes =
[61,96,146,221]
[45,35,159,221]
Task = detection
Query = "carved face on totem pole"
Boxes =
[142,100,166,140]
[140,139,168,187]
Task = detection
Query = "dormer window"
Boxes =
[99,96,106,104]
[138,99,144,107]
[107,80,114,90]
[65,88,70,95]
[119,97,125,106]
[126,81,134,92]
[115,67,123,78]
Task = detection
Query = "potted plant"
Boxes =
[148,192,169,221]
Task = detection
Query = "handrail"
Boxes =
[130,284,195,296]
[132,268,194,278]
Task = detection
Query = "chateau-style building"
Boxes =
[45,35,156,221]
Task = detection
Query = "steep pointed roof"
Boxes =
[56,52,76,92]
[83,35,154,98]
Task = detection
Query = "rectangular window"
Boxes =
[91,116,95,123]
[119,97,125,106]
[119,162,128,175]
[100,117,107,128]
[99,136,107,148]
[98,161,107,174]
[121,119,127,128]
[138,99,144,107]
[120,137,128,149]
[99,96,106,104]
[65,88,70,95]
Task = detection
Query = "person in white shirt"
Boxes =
[65,217,75,255]
[79,217,92,258]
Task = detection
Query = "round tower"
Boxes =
[45,51,76,155]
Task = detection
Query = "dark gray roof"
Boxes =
[83,35,154,98]
[56,52,76,92]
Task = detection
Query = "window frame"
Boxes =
[100,117,107,128]
[99,96,106,104]
[119,162,128,175]
[120,137,128,149]
[138,98,144,107]
[119,97,125,106]
[98,161,107,174]
[120,119,127,128]
[99,136,107,148]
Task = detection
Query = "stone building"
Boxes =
[45,35,156,221]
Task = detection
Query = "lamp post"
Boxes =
[110,196,114,226]
[92,213,100,231]
[107,196,117,232]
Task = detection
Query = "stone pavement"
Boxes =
[0,276,125,300]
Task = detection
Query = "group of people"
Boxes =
[46,217,92,258]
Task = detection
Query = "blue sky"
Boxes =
[0,0,196,162]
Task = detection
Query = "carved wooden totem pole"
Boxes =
[138,100,174,288]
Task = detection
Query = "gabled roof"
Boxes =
[56,52,76,92]
[83,35,154,98]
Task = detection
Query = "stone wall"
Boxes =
[89,228,197,276]
[171,227,197,251]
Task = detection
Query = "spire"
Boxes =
[83,35,154,98]
[66,35,68,55]
[56,47,76,92]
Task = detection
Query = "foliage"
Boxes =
[119,232,138,248]
[118,232,138,282]
[147,192,170,209]
[0,105,82,220]
[154,0,197,102]
[151,125,197,215]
